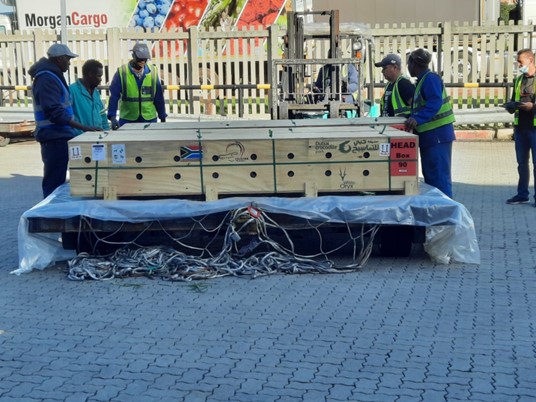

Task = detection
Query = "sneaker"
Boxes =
[506,195,530,204]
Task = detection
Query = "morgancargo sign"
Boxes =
[15,0,293,32]
[16,0,137,30]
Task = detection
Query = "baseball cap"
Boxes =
[409,48,432,66]
[47,43,78,58]
[375,54,401,68]
[131,43,151,60]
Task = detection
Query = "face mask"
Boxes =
[520,65,529,74]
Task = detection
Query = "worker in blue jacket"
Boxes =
[405,48,456,198]
[107,42,167,129]
[29,43,103,198]
[70,59,110,135]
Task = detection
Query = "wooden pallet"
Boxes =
[0,120,36,146]
[68,119,418,200]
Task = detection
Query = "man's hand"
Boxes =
[404,117,418,132]
[110,118,119,130]
[84,126,104,132]
[503,101,519,114]
[518,102,534,112]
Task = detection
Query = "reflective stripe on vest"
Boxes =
[413,71,455,133]
[33,71,72,129]
[118,65,158,121]
[513,74,536,125]
[380,75,411,117]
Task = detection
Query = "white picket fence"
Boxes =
[0,21,534,118]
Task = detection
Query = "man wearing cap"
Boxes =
[375,53,415,117]
[404,48,456,198]
[29,43,104,198]
[107,42,167,129]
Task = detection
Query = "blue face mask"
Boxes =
[520,65,529,74]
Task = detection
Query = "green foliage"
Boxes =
[500,3,517,24]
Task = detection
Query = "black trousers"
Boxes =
[40,138,69,198]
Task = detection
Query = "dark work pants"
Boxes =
[40,138,69,198]
[514,126,536,200]
[420,141,453,198]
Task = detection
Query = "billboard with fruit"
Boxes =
[15,0,290,32]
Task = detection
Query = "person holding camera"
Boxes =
[504,49,536,206]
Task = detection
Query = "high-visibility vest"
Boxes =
[118,65,158,121]
[513,74,536,125]
[412,71,455,133]
[33,71,73,129]
[380,75,412,117]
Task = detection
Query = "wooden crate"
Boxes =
[68,120,418,199]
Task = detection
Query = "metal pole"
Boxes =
[60,0,67,43]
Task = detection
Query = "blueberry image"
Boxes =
[146,3,157,14]
[157,3,170,15]
[155,14,165,27]
[143,16,155,28]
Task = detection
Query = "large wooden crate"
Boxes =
[68,119,418,200]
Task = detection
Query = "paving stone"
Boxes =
[1,141,536,402]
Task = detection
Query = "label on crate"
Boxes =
[91,144,106,161]
[337,139,385,155]
[390,139,418,160]
[179,145,202,160]
[112,144,126,164]
[379,143,390,157]
[69,145,82,161]
[390,161,417,176]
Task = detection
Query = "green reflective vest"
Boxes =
[118,65,157,121]
[513,74,536,125]
[380,75,412,117]
[413,71,455,133]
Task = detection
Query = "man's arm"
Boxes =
[107,71,121,121]
[398,77,416,106]
[153,77,168,122]
[35,75,75,126]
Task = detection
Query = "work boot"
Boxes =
[506,195,530,205]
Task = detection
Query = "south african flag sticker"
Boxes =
[179,145,202,160]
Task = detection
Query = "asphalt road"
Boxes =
[1,139,535,402]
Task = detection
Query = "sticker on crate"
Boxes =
[91,144,106,161]
[390,161,417,176]
[389,139,418,159]
[69,146,82,161]
[179,145,202,160]
[112,144,126,164]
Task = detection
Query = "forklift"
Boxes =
[271,9,376,120]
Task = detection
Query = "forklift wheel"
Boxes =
[378,226,413,257]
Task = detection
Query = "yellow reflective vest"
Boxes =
[118,65,157,121]
[413,71,455,133]
[380,75,412,117]
[513,74,536,125]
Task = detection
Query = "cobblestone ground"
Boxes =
[1,139,535,402]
